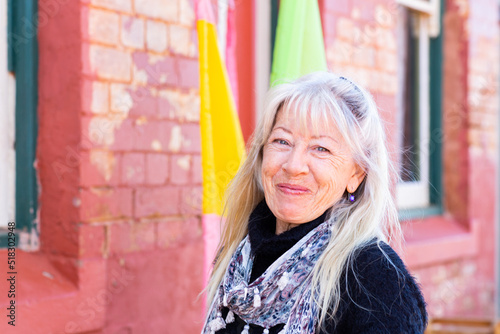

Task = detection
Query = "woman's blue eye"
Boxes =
[275,139,288,145]
[316,146,330,152]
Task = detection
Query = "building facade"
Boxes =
[0,0,498,333]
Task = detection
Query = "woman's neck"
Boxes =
[275,219,299,235]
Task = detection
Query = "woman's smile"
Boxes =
[276,183,311,195]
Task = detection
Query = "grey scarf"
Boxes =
[202,219,333,334]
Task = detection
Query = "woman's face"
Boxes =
[261,107,365,233]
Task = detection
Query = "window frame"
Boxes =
[397,0,444,219]
[397,13,431,210]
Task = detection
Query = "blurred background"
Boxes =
[0,0,498,333]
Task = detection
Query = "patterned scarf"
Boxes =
[202,219,333,334]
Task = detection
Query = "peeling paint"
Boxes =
[73,197,81,207]
[169,125,182,152]
[151,139,162,151]
[176,155,191,171]
[179,0,195,26]
[90,187,114,197]
[89,82,132,153]
[159,89,200,121]
[147,53,165,65]
[374,5,394,27]
[18,230,37,251]
[42,271,54,280]
[326,9,397,95]
[170,25,197,57]
[132,52,175,85]
[133,65,149,85]
[135,116,148,125]
[125,159,143,180]
[88,116,126,146]
[91,81,109,114]
[111,84,134,114]
[90,150,116,181]
[351,7,360,19]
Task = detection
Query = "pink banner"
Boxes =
[202,213,222,313]
[196,0,215,23]
[225,0,239,107]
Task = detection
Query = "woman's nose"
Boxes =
[282,147,309,175]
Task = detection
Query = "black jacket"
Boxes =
[216,202,428,333]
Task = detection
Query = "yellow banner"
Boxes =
[198,19,246,215]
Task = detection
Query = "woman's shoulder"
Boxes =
[334,240,428,333]
[347,240,424,305]
[351,241,406,274]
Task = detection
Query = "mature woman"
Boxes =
[202,72,427,334]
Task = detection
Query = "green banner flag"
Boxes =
[270,0,327,86]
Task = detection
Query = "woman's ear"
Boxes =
[347,164,366,193]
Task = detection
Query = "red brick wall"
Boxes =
[0,0,205,333]
[80,0,204,332]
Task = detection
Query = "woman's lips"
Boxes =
[276,183,310,195]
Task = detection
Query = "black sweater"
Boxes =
[217,202,428,333]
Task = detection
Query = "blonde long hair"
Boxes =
[205,72,400,328]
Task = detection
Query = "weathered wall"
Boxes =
[79,0,204,332]
[0,0,205,333]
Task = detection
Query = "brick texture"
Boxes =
[413,258,495,317]
[158,89,200,121]
[324,3,398,95]
[170,154,191,185]
[82,79,109,114]
[146,153,169,185]
[78,223,106,257]
[121,153,145,185]
[115,0,204,259]
[90,0,132,12]
[156,217,201,249]
[135,0,179,22]
[121,16,145,49]
[80,187,133,221]
[178,0,196,27]
[87,44,132,81]
[147,20,169,53]
[28,0,204,333]
[87,8,120,45]
[80,150,121,186]
[135,186,181,217]
[169,25,196,56]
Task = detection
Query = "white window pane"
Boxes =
[397,12,431,209]
[397,181,430,209]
